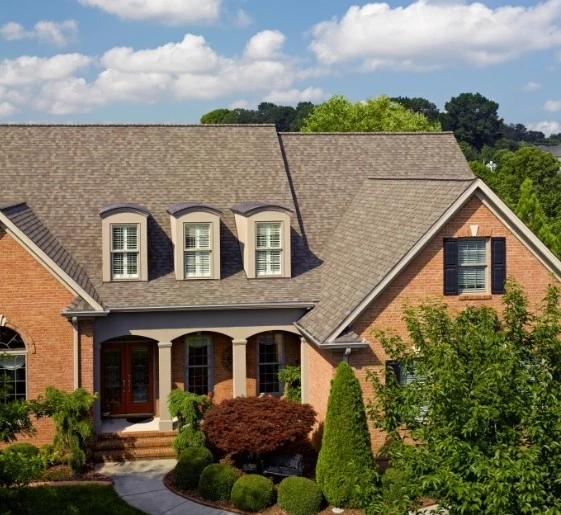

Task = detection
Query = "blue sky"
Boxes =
[1,0,560,133]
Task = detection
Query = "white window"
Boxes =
[111,224,139,280]
[0,327,27,402]
[257,333,284,395]
[185,334,213,395]
[184,223,212,278]
[458,239,487,293]
[256,222,282,276]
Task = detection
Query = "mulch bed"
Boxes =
[30,464,113,486]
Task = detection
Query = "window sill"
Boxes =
[459,293,492,301]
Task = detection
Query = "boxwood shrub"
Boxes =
[198,463,239,501]
[231,474,275,512]
[174,446,214,491]
[278,476,323,515]
[0,443,45,487]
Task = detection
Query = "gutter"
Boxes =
[72,317,79,390]
[294,321,368,350]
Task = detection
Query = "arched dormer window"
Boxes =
[167,202,222,280]
[99,203,149,282]
[0,327,27,401]
[232,202,293,278]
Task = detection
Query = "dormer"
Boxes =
[167,202,222,280]
[99,203,149,282]
[232,201,293,279]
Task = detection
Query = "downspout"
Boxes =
[343,347,352,364]
[72,317,79,390]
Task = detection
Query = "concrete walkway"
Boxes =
[96,459,234,515]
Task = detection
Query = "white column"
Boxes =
[232,339,247,397]
[300,337,310,404]
[158,341,174,431]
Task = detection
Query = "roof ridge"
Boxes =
[0,123,277,128]
[366,177,475,182]
[279,131,454,135]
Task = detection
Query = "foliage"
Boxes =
[0,484,146,514]
[168,388,213,455]
[390,96,441,123]
[278,476,324,515]
[197,463,239,501]
[43,386,97,472]
[231,474,275,512]
[173,446,214,491]
[0,443,45,488]
[202,396,316,455]
[441,92,504,150]
[302,95,440,133]
[316,362,378,508]
[368,281,561,514]
[378,467,420,514]
[278,365,302,403]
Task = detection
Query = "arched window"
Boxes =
[184,334,214,395]
[0,327,26,402]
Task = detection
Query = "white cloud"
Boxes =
[244,30,286,60]
[522,81,542,92]
[545,100,561,112]
[0,102,17,117]
[229,99,250,109]
[0,54,91,87]
[527,120,561,136]
[264,87,327,103]
[0,20,78,46]
[101,35,219,73]
[233,9,252,28]
[78,0,221,24]
[309,0,561,70]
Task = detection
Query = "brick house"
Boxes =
[1,125,559,452]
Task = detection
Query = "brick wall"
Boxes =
[0,230,76,445]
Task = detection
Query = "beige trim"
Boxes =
[0,215,104,312]
[170,210,221,280]
[300,337,309,404]
[234,210,292,278]
[326,178,561,343]
[158,341,173,431]
[232,339,247,397]
[101,210,148,282]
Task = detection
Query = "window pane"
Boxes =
[112,225,138,251]
[112,226,124,250]
[185,224,211,250]
[256,223,281,249]
[112,253,124,276]
[258,334,281,394]
[0,357,26,402]
[458,266,486,292]
[125,225,138,250]
[185,251,211,278]
[458,239,486,265]
[126,253,138,275]
[186,335,211,395]
[256,250,282,276]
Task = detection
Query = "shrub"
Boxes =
[0,443,45,487]
[231,474,275,512]
[278,365,301,403]
[173,446,214,491]
[43,387,97,472]
[203,396,316,455]
[380,467,417,513]
[168,389,212,456]
[198,463,239,501]
[316,362,378,508]
[278,477,323,515]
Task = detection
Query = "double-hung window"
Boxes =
[0,327,26,402]
[184,223,212,278]
[111,224,139,280]
[458,239,487,293]
[256,222,282,277]
[185,334,213,395]
[257,333,283,394]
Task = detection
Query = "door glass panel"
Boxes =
[131,348,149,404]
[103,349,122,407]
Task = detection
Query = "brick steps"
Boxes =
[93,431,177,462]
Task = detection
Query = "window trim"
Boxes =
[184,222,213,279]
[457,238,488,294]
[0,328,27,402]
[184,334,214,395]
[257,332,284,396]
[255,222,283,277]
[110,223,140,280]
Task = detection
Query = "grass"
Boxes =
[0,484,146,514]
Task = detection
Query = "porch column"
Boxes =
[300,337,310,404]
[158,341,174,431]
[232,339,247,397]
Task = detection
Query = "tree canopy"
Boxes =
[390,96,440,123]
[301,95,440,133]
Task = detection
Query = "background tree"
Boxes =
[302,95,440,133]
[441,92,504,150]
[369,282,561,514]
[390,96,440,123]
[316,361,378,508]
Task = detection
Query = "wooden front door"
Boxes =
[101,342,154,416]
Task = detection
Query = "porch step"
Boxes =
[93,431,178,462]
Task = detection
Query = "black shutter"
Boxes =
[443,238,458,295]
[491,237,506,294]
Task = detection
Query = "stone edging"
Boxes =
[29,479,114,487]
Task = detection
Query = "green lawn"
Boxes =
[0,484,146,515]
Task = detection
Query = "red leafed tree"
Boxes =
[202,396,316,455]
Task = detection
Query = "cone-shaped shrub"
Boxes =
[316,362,378,507]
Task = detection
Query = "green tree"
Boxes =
[290,102,315,131]
[200,108,232,124]
[515,178,558,254]
[302,95,440,133]
[441,92,504,150]
[316,361,378,508]
[368,282,561,514]
[390,96,440,123]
